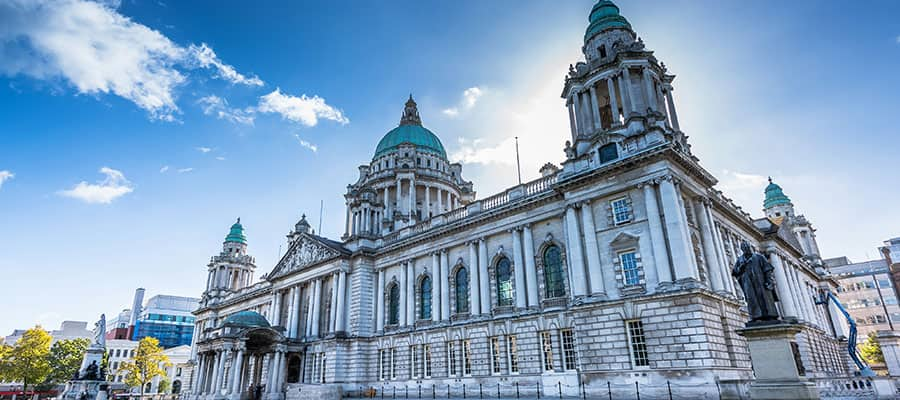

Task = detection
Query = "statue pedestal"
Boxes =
[736,322,819,400]
[60,380,108,400]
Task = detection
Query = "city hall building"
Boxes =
[189,1,852,398]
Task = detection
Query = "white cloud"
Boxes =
[258,88,349,127]
[0,170,14,189]
[717,170,770,191]
[177,167,193,173]
[442,86,484,117]
[0,0,264,120]
[197,95,254,125]
[293,134,318,153]
[196,146,212,153]
[159,165,169,173]
[58,166,133,204]
[896,35,900,44]
[188,43,263,87]
[450,136,517,165]
[215,156,226,161]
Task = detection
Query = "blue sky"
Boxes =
[1,0,898,337]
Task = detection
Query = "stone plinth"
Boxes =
[61,380,108,400]
[736,322,819,400]
[877,330,900,377]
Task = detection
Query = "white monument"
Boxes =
[61,315,109,400]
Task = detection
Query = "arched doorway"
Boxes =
[172,380,182,394]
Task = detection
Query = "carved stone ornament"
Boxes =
[270,235,342,278]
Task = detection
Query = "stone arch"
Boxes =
[384,277,401,326]
[415,272,433,321]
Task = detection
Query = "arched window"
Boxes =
[543,245,566,298]
[496,257,514,307]
[455,268,469,313]
[388,283,400,325]
[420,276,432,320]
[172,380,182,394]
[599,44,607,59]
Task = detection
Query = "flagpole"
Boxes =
[515,136,522,185]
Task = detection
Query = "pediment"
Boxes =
[268,234,345,279]
[609,231,640,248]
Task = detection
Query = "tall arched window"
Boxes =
[455,268,469,313]
[496,257,514,307]
[388,283,400,325]
[420,276,432,320]
[543,245,566,298]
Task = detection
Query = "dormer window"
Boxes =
[599,44,607,59]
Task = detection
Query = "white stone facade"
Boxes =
[187,2,852,399]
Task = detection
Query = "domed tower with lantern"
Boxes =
[202,218,257,302]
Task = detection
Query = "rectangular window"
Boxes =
[561,329,577,370]
[424,344,432,378]
[540,331,555,371]
[626,320,650,367]
[462,340,472,376]
[490,337,502,374]
[379,349,388,380]
[320,353,327,383]
[506,336,519,373]
[620,251,640,286]
[611,198,632,225]
[391,348,397,379]
[410,345,419,379]
[447,342,457,376]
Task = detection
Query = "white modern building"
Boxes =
[4,321,92,345]
[188,2,853,399]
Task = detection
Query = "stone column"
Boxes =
[440,251,450,319]
[478,239,490,314]
[406,261,415,323]
[195,353,207,394]
[408,177,416,220]
[768,250,798,319]
[564,206,588,296]
[329,274,339,333]
[452,195,457,210]
[664,86,680,131]
[783,266,804,321]
[400,263,409,325]
[437,188,443,214]
[579,91,592,134]
[229,349,244,395]
[212,350,224,395]
[589,84,602,130]
[522,225,539,307]
[642,67,657,112]
[424,185,431,218]
[344,204,351,237]
[285,288,295,338]
[695,199,725,291]
[384,187,390,218]
[622,67,636,114]
[712,222,736,295]
[305,286,314,337]
[641,182,670,285]
[579,201,605,296]
[335,271,347,332]
[468,242,481,315]
[396,179,403,215]
[607,77,620,125]
[658,177,698,281]
[311,279,322,337]
[431,253,440,322]
[512,228,527,309]
[376,270,385,331]
[567,99,577,141]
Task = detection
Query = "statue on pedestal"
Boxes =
[732,241,780,324]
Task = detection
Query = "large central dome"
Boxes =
[373,96,447,159]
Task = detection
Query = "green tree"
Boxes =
[5,327,52,394]
[0,342,13,382]
[120,337,171,399]
[47,338,90,383]
[860,331,885,364]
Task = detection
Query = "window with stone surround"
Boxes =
[611,197,632,225]
[506,335,519,374]
[447,341,458,376]
[496,257,514,307]
[626,320,649,368]
[424,344,432,378]
[490,337,502,374]
[320,353,327,383]
[463,339,472,376]
[455,267,470,314]
[620,251,640,286]
[387,283,400,325]
[390,348,397,379]
[543,245,566,299]
[561,329,577,370]
[420,276,432,320]
[540,331,555,371]
[379,349,388,380]
[411,345,419,379]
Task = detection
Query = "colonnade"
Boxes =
[268,270,349,339]
[567,64,681,141]
[194,344,288,399]
[345,178,462,237]
[206,266,253,292]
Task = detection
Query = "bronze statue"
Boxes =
[732,241,780,324]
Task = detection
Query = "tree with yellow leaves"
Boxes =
[1,327,52,395]
[119,337,171,399]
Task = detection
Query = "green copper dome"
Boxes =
[223,311,269,328]
[763,178,792,209]
[373,96,447,160]
[225,218,247,244]
[584,0,632,42]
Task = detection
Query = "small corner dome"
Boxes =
[225,218,247,244]
[584,0,632,43]
[223,311,270,328]
[373,95,447,160]
[763,178,792,208]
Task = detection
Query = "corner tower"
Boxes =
[203,218,257,300]
[342,96,474,240]
[561,0,688,171]
[763,178,822,262]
